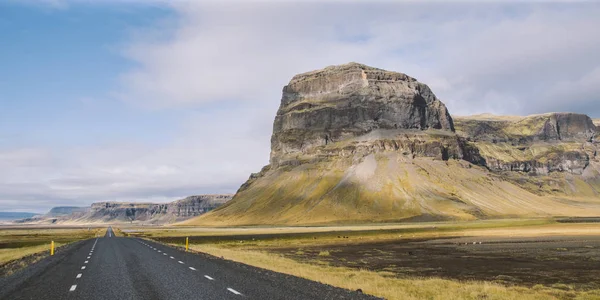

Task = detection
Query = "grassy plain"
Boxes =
[0,226,105,269]
[123,219,600,300]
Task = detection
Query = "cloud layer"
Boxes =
[3,1,600,212]
[121,2,600,116]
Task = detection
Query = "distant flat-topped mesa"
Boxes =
[454,113,598,175]
[454,112,597,142]
[271,62,454,165]
[15,194,233,225]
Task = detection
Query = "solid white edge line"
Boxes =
[76,273,82,279]
[204,275,214,280]
[69,285,77,292]
[227,288,242,295]
[189,267,196,271]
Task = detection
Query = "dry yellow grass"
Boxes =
[187,244,600,300]
[452,113,526,122]
[0,243,64,265]
[185,154,600,226]
[146,221,600,252]
[131,219,553,240]
[134,221,600,299]
[112,227,125,237]
[0,227,104,267]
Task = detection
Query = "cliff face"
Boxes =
[85,195,232,224]
[188,63,600,226]
[166,195,233,217]
[271,62,454,166]
[454,113,598,175]
[19,195,232,225]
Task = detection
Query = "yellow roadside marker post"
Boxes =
[186,237,189,252]
[51,241,55,256]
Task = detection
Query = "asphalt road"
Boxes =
[1,227,377,300]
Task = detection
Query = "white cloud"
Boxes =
[3,1,600,212]
[119,2,600,116]
[0,105,272,213]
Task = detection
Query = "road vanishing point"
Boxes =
[0,227,376,300]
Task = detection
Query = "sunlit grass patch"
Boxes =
[185,244,599,300]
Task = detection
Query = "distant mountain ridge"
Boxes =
[46,206,89,217]
[0,212,38,221]
[16,194,233,225]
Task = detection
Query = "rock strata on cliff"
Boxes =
[271,62,454,166]
[454,113,598,175]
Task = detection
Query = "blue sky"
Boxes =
[0,2,177,148]
[1,1,599,213]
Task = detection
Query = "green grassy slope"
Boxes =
[185,113,600,226]
[187,153,600,226]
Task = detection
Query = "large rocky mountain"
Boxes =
[18,195,232,225]
[186,63,600,226]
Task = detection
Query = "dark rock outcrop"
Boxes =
[166,195,234,218]
[454,113,597,175]
[271,62,454,166]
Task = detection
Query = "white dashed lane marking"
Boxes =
[81,266,86,270]
[84,261,88,264]
[135,239,246,298]
[87,256,90,259]
[69,285,77,292]
[227,288,242,295]
[76,274,82,279]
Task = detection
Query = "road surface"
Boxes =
[0,227,376,300]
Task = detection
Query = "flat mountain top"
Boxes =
[16,194,233,225]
